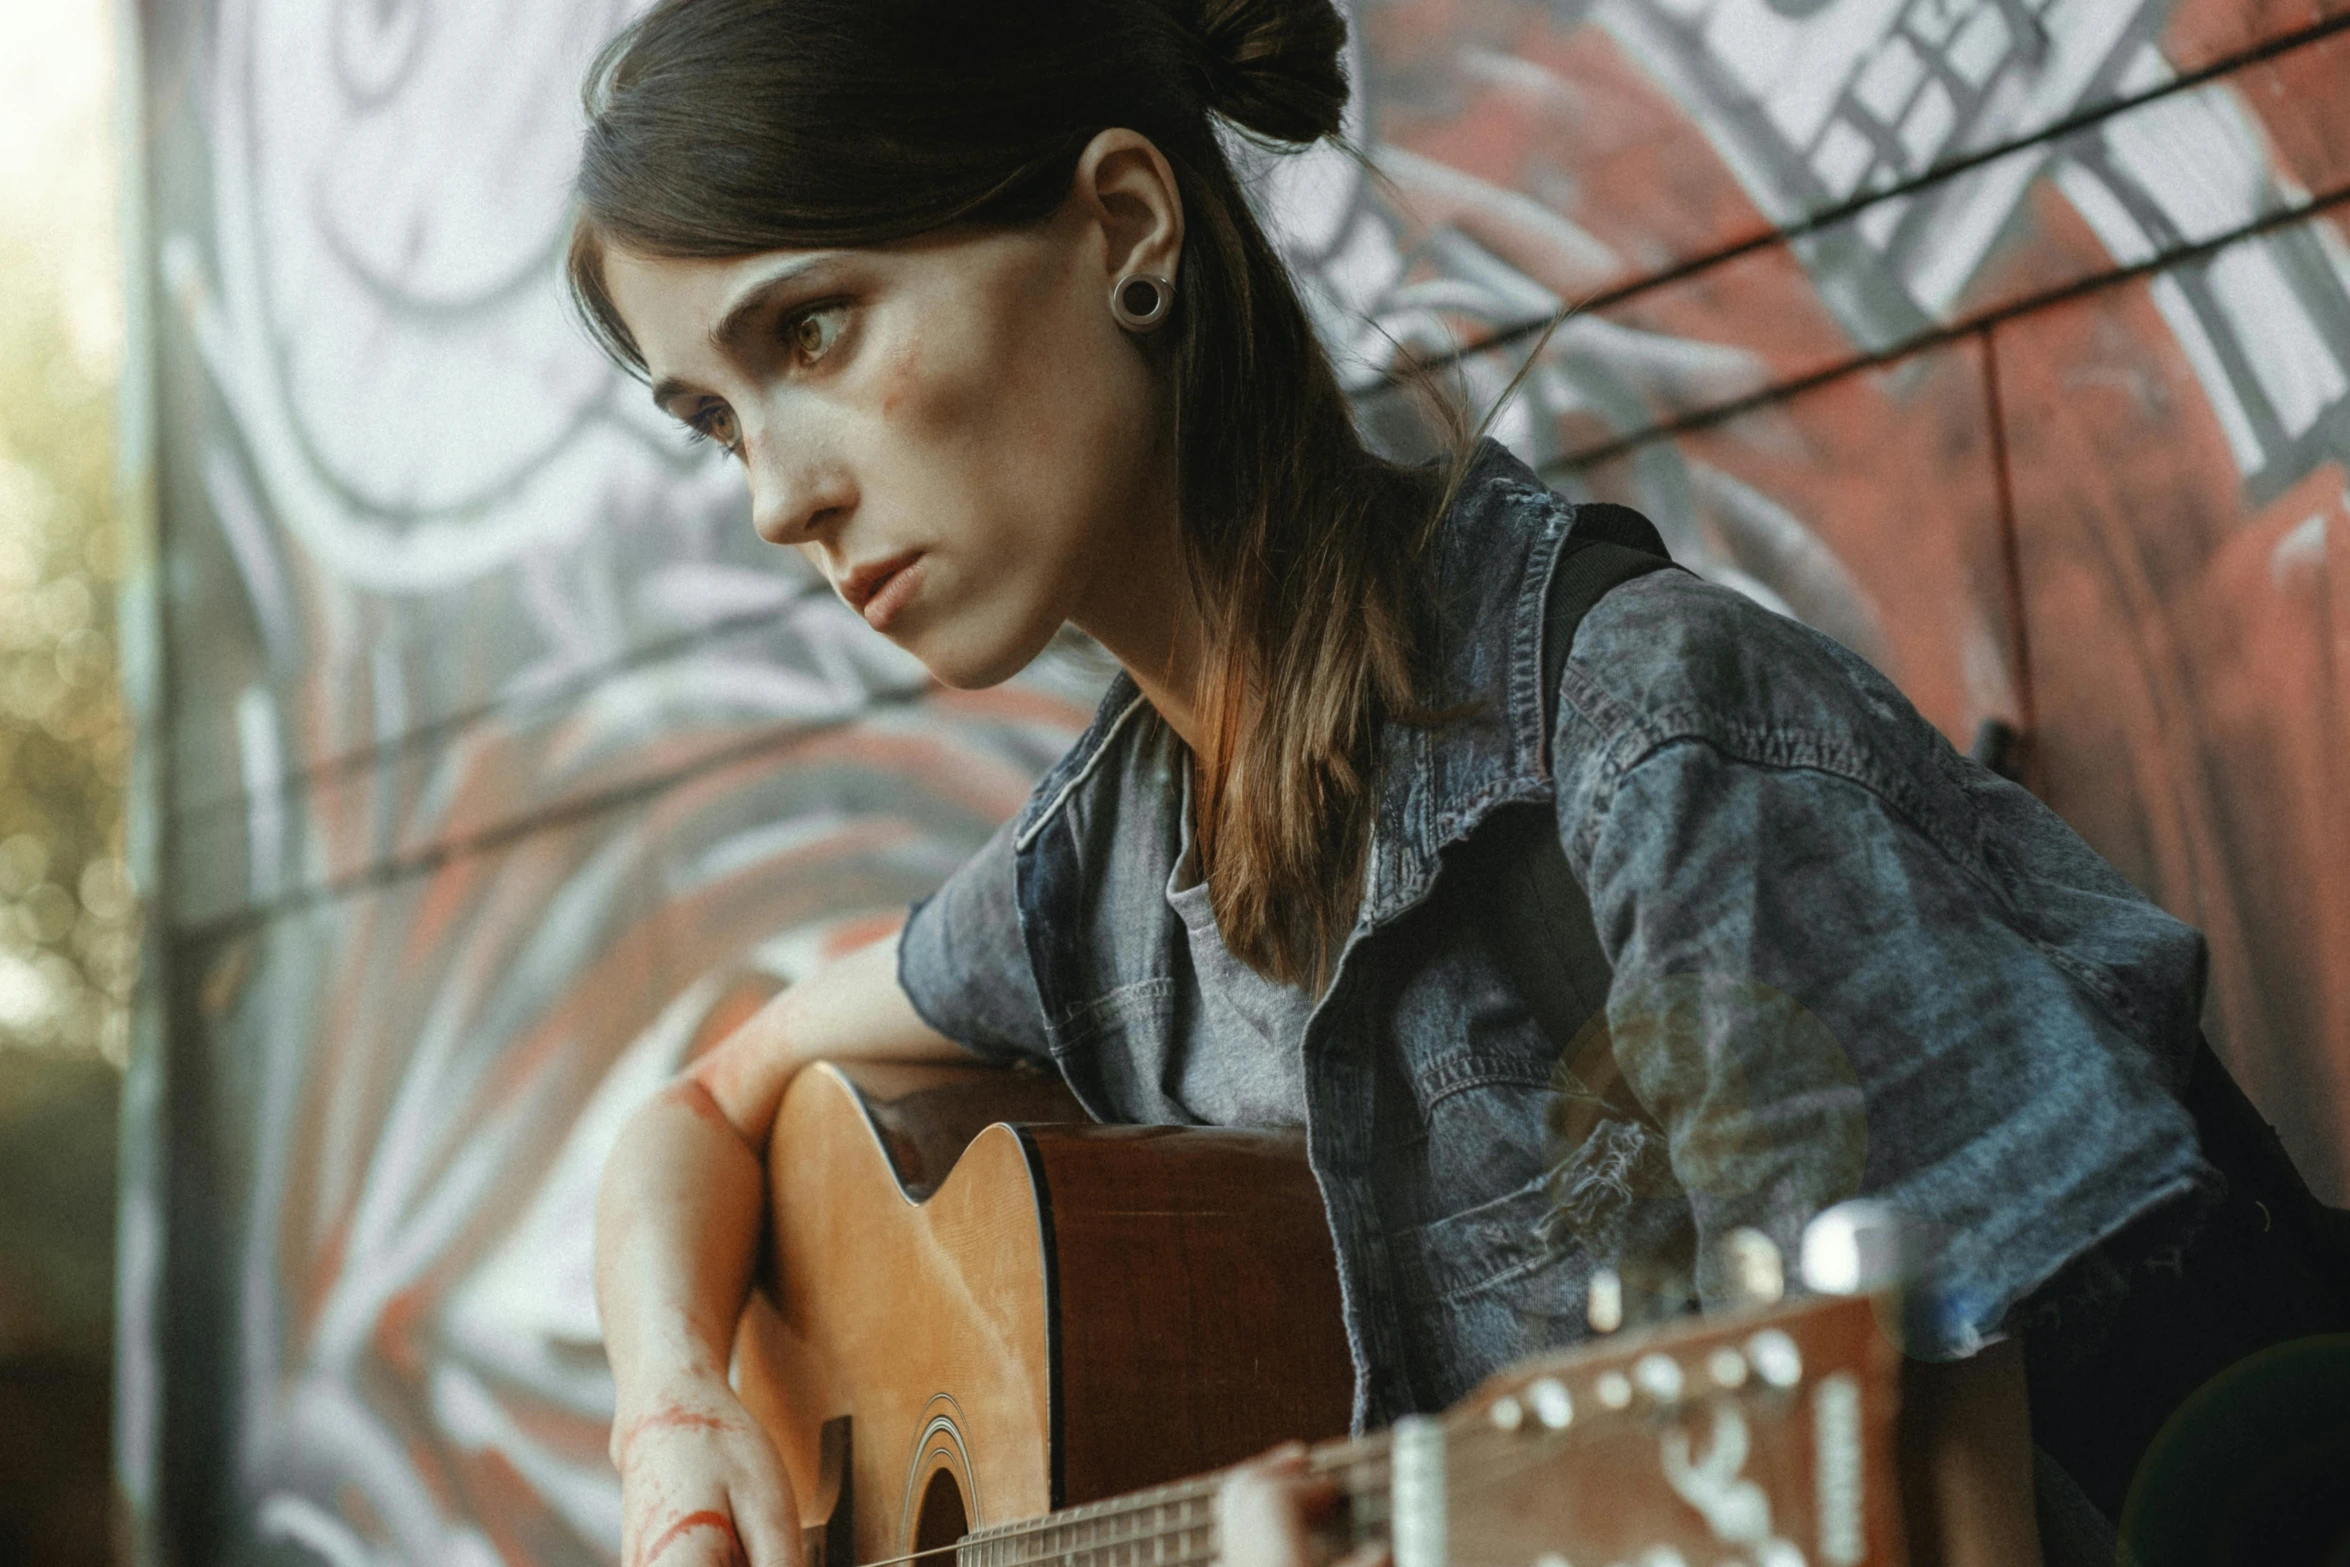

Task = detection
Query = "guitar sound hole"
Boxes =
[913,1468,967,1552]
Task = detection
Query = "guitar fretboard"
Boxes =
[955,1434,1394,1567]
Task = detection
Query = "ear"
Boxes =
[1071,129,1186,289]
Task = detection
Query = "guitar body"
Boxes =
[732,1061,1355,1562]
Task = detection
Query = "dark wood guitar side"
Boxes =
[732,1061,1356,1562]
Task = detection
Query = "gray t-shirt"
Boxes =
[1162,772,1311,1127]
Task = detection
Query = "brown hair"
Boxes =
[570,0,1442,985]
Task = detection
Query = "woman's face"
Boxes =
[601,153,1181,690]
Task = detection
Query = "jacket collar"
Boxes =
[1360,439,1571,923]
[1013,681,1152,853]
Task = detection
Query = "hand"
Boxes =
[614,1383,802,1567]
[1215,1443,1389,1567]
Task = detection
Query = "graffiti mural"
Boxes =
[122,0,2349,1561]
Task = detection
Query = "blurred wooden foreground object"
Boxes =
[733,1061,1911,1566]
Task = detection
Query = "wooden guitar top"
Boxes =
[731,1061,1355,1562]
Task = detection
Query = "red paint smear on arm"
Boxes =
[615,1407,730,1470]
[638,1509,739,1567]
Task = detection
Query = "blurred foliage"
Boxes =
[0,1049,117,1358]
[0,226,136,1065]
[0,14,130,1555]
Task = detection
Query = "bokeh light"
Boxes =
[0,0,137,1067]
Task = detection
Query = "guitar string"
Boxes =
[859,1442,1435,1567]
[840,1492,1220,1567]
[953,1423,1608,1567]
[959,1506,1219,1567]
[841,1529,1212,1567]
[943,1544,1590,1567]
[935,1527,1753,1567]
[836,1539,959,1567]
[841,1419,1604,1567]
[926,1459,1397,1567]
[953,1541,1566,1567]
[844,1485,1286,1567]
[839,1482,1518,1567]
[928,1445,1399,1567]
[910,1538,1710,1567]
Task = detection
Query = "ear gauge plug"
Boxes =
[1109,273,1173,332]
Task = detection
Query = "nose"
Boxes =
[746,440,853,547]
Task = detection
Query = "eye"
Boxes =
[685,402,740,454]
[785,302,849,366]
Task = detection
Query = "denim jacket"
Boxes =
[899,441,2216,1430]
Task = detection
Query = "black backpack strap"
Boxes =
[1548,498,1675,558]
[1538,510,1680,743]
[1492,503,1683,1115]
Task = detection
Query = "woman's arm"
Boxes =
[595,932,974,1567]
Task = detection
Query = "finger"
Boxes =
[1240,1475,1334,1522]
[1250,1440,1311,1468]
[718,1424,802,1567]
[1225,1441,1312,1489]
[1218,1467,1334,1514]
[642,1538,743,1567]
[733,1485,800,1567]
[630,1538,740,1567]
[1231,1467,1341,1513]
[667,1540,748,1567]
[1216,1469,1332,1567]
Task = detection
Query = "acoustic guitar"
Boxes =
[732,1060,1908,1566]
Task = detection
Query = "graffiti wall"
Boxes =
[121,0,2349,1561]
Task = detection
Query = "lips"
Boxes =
[839,549,924,630]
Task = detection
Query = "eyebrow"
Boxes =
[647,256,840,412]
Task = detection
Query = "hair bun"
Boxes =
[1185,0,1349,145]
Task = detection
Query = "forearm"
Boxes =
[592,934,971,1428]
[594,1069,814,1563]
[595,1083,773,1427]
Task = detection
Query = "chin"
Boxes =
[901,616,1058,692]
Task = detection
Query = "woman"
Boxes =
[573,2,2342,1564]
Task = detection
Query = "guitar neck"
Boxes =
[950,1288,1906,1567]
[956,1432,1395,1567]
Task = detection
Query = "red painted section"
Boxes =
[638,1509,739,1567]
[1995,267,2350,1199]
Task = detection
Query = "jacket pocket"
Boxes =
[1391,1170,1592,1406]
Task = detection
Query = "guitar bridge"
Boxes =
[799,1415,852,1567]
